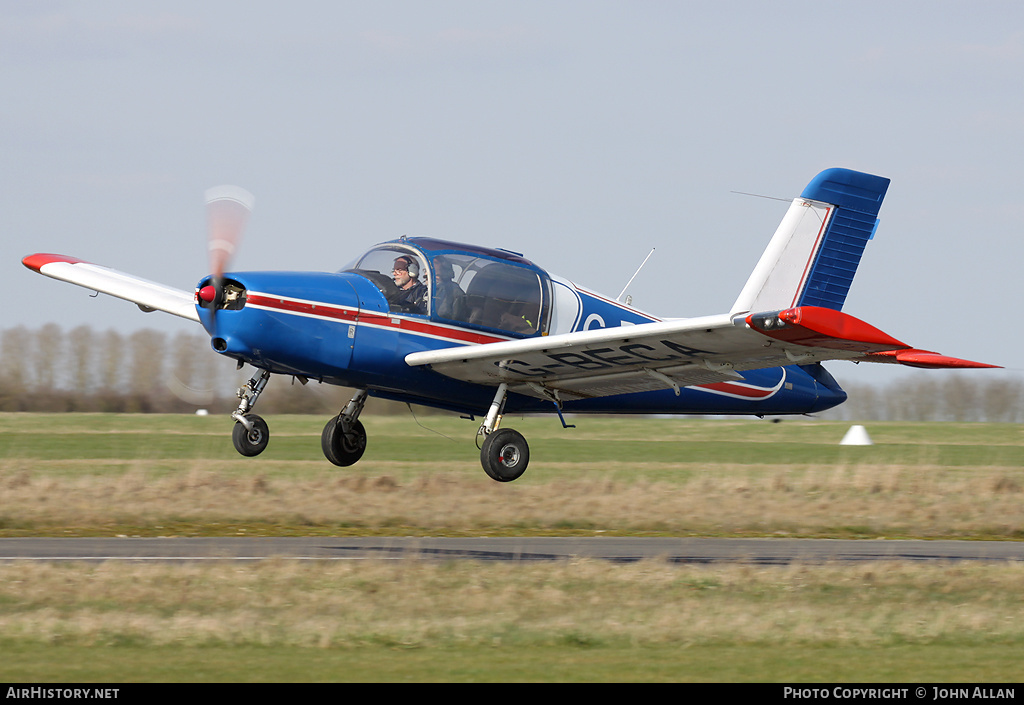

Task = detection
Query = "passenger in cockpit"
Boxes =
[499,302,537,334]
[432,257,459,320]
[389,255,427,314]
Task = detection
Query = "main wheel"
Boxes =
[321,416,367,467]
[480,428,530,482]
[232,414,269,457]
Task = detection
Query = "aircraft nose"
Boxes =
[195,270,365,377]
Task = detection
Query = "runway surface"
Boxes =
[1,537,1022,564]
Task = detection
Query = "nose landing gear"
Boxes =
[226,372,371,467]
[231,368,272,457]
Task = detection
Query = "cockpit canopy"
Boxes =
[344,238,550,337]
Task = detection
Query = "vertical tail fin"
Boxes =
[730,168,890,315]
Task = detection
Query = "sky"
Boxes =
[3,0,1022,391]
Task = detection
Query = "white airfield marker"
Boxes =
[840,424,873,446]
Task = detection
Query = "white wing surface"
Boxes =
[22,254,199,323]
[405,306,997,402]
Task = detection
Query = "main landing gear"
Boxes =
[476,382,530,482]
[226,370,529,482]
[228,369,371,466]
[321,390,368,467]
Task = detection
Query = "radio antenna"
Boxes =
[730,190,792,203]
[617,247,656,302]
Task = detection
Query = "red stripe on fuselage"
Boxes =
[246,293,358,323]
[696,381,778,398]
[695,370,787,400]
[245,293,510,346]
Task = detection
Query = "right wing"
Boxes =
[22,253,200,323]
[406,305,998,403]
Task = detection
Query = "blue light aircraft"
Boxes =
[23,168,997,481]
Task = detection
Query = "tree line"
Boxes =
[0,325,1020,421]
[824,376,1024,423]
[0,324,363,415]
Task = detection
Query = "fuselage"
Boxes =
[196,237,847,417]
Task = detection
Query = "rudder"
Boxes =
[731,168,890,315]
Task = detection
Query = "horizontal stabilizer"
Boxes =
[747,306,999,369]
[859,349,1000,369]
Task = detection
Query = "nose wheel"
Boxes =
[232,413,269,456]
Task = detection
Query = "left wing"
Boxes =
[405,306,997,402]
[22,254,200,322]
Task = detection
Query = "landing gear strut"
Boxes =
[322,389,368,466]
[477,382,530,482]
[231,369,272,457]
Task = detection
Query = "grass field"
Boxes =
[2,413,1022,539]
[1,412,1022,682]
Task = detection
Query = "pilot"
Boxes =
[389,255,427,313]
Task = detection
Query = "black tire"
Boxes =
[232,414,269,457]
[480,428,530,482]
[322,416,367,467]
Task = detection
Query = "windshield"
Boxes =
[345,243,548,336]
[346,246,429,315]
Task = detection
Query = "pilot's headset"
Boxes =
[396,256,420,279]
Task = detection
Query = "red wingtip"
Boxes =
[22,253,85,273]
